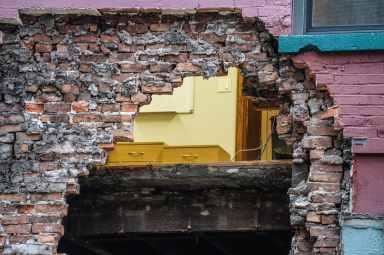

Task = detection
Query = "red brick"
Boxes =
[34,204,67,215]
[150,63,175,72]
[176,63,201,73]
[150,23,170,32]
[126,24,148,34]
[30,193,63,202]
[0,194,25,203]
[25,102,44,113]
[97,103,121,113]
[310,192,341,204]
[309,226,339,238]
[113,129,133,142]
[163,53,189,62]
[309,182,341,192]
[61,84,80,95]
[35,43,52,53]
[2,215,28,225]
[310,162,343,173]
[121,103,138,113]
[40,114,69,123]
[79,63,92,72]
[309,171,342,183]
[4,224,31,234]
[321,215,338,225]
[37,234,58,244]
[83,44,97,54]
[100,34,119,44]
[142,84,173,94]
[74,34,98,43]
[17,205,34,214]
[0,124,23,134]
[307,126,339,136]
[119,62,147,73]
[71,101,89,112]
[302,136,333,149]
[72,114,102,123]
[131,92,150,105]
[80,54,108,63]
[32,223,64,235]
[31,34,52,43]
[118,44,144,53]
[306,212,321,223]
[44,103,71,113]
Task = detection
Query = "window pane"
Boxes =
[312,0,384,27]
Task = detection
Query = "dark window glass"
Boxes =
[310,0,384,28]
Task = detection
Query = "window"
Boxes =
[293,0,384,34]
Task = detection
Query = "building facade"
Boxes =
[0,1,383,254]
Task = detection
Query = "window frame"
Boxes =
[293,0,384,34]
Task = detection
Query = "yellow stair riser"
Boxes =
[107,143,164,163]
[161,146,230,164]
[106,143,230,165]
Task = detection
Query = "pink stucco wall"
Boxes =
[0,0,291,35]
[292,52,384,155]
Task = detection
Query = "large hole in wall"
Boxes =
[7,11,297,255]
[106,67,291,166]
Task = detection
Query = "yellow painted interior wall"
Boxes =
[133,67,239,159]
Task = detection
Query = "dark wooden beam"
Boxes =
[82,160,292,193]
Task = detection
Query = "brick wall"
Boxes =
[0,9,355,255]
[292,52,384,155]
[0,0,291,35]
[0,11,281,254]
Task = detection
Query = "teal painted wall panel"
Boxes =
[342,219,384,255]
[279,32,384,54]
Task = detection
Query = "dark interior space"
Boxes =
[59,231,292,255]
[58,163,292,255]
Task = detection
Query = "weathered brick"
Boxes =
[25,102,44,113]
[176,63,201,72]
[34,204,67,215]
[321,215,338,225]
[97,103,121,113]
[72,114,102,123]
[142,84,173,94]
[309,171,342,183]
[112,129,133,142]
[118,44,144,53]
[74,34,98,43]
[4,224,31,234]
[44,103,71,113]
[150,23,170,32]
[35,43,52,53]
[40,114,69,123]
[71,101,89,112]
[121,103,138,113]
[302,136,333,149]
[306,212,321,223]
[32,223,64,235]
[2,215,28,225]
[150,63,175,72]
[119,62,147,73]
[100,34,119,44]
